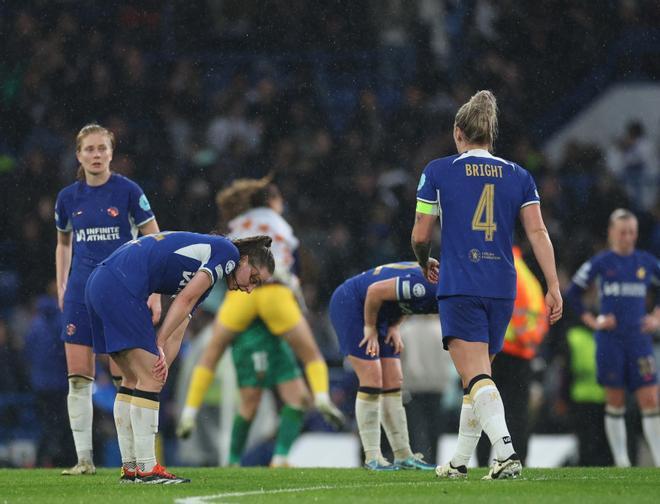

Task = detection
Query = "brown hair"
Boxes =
[454,90,498,151]
[216,174,280,223]
[75,123,115,180]
[232,235,275,274]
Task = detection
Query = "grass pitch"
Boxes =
[0,467,658,503]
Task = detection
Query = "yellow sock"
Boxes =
[305,360,329,395]
[185,366,215,408]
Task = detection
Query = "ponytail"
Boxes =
[454,90,498,151]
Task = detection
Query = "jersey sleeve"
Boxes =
[395,272,431,301]
[54,190,71,232]
[415,163,439,215]
[127,179,156,227]
[520,167,540,209]
[199,239,240,286]
[571,256,600,289]
[650,256,660,304]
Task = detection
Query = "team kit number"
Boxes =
[472,183,497,241]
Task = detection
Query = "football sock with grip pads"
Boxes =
[356,387,382,463]
[451,394,482,468]
[604,405,630,467]
[114,387,135,467]
[468,375,515,461]
[641,408,660,466]
[380,389,413,460]
[131,389,159,473]
[67,375,94,463]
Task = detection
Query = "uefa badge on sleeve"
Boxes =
[225,260,236,275]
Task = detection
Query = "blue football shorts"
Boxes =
[329,284,399,361]
[438,295,515,355]
[595,331,657,391]
[85,266,158,356]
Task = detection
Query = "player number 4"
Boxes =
[472,184,497,241]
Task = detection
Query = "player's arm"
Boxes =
[642,263,660,333]
[360,278,397,357]
[156,270,212,350]
[55,230,72,310]
[411,210,439,283]
[520,204,562,325]
[138,219,163,324]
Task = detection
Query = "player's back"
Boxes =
[417,149,539,299]
[101,231,237,299]
[346,261,437,317]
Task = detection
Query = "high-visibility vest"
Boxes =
[566,326,605,403]
[502,247,549,360]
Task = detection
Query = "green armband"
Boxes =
[416,200,438,215]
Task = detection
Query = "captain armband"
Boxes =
[415,200,438,216]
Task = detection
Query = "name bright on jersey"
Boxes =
[465,163,504,178]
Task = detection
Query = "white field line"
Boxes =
[175,474,633,504]
[175,482,427,504]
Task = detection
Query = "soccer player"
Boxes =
[412,90,562,479]
[177,177,344,466]
[329,261,438,471]
[566,209,660,467]
[86,231,274,483]
[55,124,161,475]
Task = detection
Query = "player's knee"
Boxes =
[68,374,94,394]
[239,399,260,420]
[465,374,495,400]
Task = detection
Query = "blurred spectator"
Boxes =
[23,281,75,467]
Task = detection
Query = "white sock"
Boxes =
[470,376,515,461]
[451,394,482,467]
[604,405,630,467]
[356,389,382,463]
[131,390,159,473]
[67,375,94,463]
[641,408,660,467]
[380,389,413,461]
[113,388,135,468]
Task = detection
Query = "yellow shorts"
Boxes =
[217,284,302,335]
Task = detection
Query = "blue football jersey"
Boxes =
[416,149,539,299]
[571,250,660,333]
[55,173,155,302]
[345,261,438,325]
[100,232,240,309]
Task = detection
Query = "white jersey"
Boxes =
[227,207,299,287]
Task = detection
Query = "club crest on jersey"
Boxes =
[637,267,646,279]
[469,249,481,263]
[412,283,426,297]
[107,207,119,217]
[66,323,76,336]
[225,260,236,275]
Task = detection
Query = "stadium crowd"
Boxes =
[1,1,659,467]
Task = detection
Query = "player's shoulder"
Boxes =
[56,180,82,200]
[425,154,459,172]
[635,249,658,264]
[110,172,143,191]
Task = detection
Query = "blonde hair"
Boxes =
[608,208,636,227]
[75,123,115,180]
[454,90,498,151]
[216,174,278,223]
